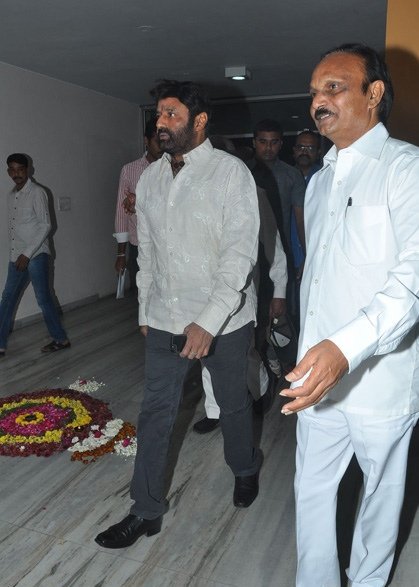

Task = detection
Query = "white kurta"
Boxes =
[297,122,419,416]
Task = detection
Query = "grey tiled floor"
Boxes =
[0,294,418,587]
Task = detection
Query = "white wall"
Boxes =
[0,61,142,322]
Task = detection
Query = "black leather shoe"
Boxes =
[95,514,162,549]
[193,416,220,434]
[233,472,259,508]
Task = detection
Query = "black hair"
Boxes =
[253,119,283,138]
[151,80,211,129]
[144,117,157,139]
[295,130,320,144]
[322,43,394,123]
[7,153,29,167]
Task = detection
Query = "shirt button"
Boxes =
[309,311,314,316]
[322,244,327,249]
[337,180,342,185]
[169,227,173,232]
[314,279,318,284]
[330,211,334,216]
[169,201,174,207]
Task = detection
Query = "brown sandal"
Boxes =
[41,340,71,353]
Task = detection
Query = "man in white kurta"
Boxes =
[280,44,419,587]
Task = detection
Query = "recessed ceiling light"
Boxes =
[225,66,251,80]
[136,25,154,32]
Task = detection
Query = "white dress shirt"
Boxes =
[135,139,260,336]
[8,180,51,262]
[298,123,419,416]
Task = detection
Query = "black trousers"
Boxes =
[130,322,261,519]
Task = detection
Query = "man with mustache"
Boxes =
[292,130,321,185]
[95,80,262,549]
[280,44,419,587]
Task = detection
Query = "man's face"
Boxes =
[253,131,282,163]
[145,133,162,162]
[310,52,380,149]
[156,97,196,155]
[7,162,29,189]
[293,134,320,168]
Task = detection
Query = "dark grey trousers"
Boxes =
[130,322,261,519]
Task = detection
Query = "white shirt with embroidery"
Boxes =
[135,139,260,336]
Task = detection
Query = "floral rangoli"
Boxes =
[0,384,136,462]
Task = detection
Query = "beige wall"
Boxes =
[386,0,419,144]
[0,61,141,322]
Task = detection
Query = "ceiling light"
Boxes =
[136,25,154,33]
[225,66,251,81]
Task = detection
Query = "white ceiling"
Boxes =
[0,0,387,130]
[0,1,387,102]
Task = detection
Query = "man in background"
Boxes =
[293,129,321,184]
[0,153,70,357]
[250,120,306,327]
[290,130,322,313]
[250,119,306,262]
[113,119,161,289]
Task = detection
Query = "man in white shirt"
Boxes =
[280,44,419,587]
[0,154,70,357]
[96,80,262,549]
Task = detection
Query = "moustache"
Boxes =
[315,107,334,120]
[158,128,172,138]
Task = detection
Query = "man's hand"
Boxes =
[140,325,148,337]
[123,190,136,215]
[15,254,29,271]
[269,297,286,320]
[279,340,348,414]
[180,322,214,360]
[115,256,126,273]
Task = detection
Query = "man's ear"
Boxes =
[194,112,208,130]
[368,80,385,111]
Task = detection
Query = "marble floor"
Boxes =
[0,294,418,587]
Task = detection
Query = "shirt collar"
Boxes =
[323,122,389,169]
[162,138,213,167]
[12,178,32,195]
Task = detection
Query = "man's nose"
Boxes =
[311,92,326,111]
[156,113,169,128]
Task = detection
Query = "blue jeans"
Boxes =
[0,253,67,349]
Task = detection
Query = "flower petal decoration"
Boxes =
[0,389,113,457]
[69,419,137,464]
[68,378,105,394]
